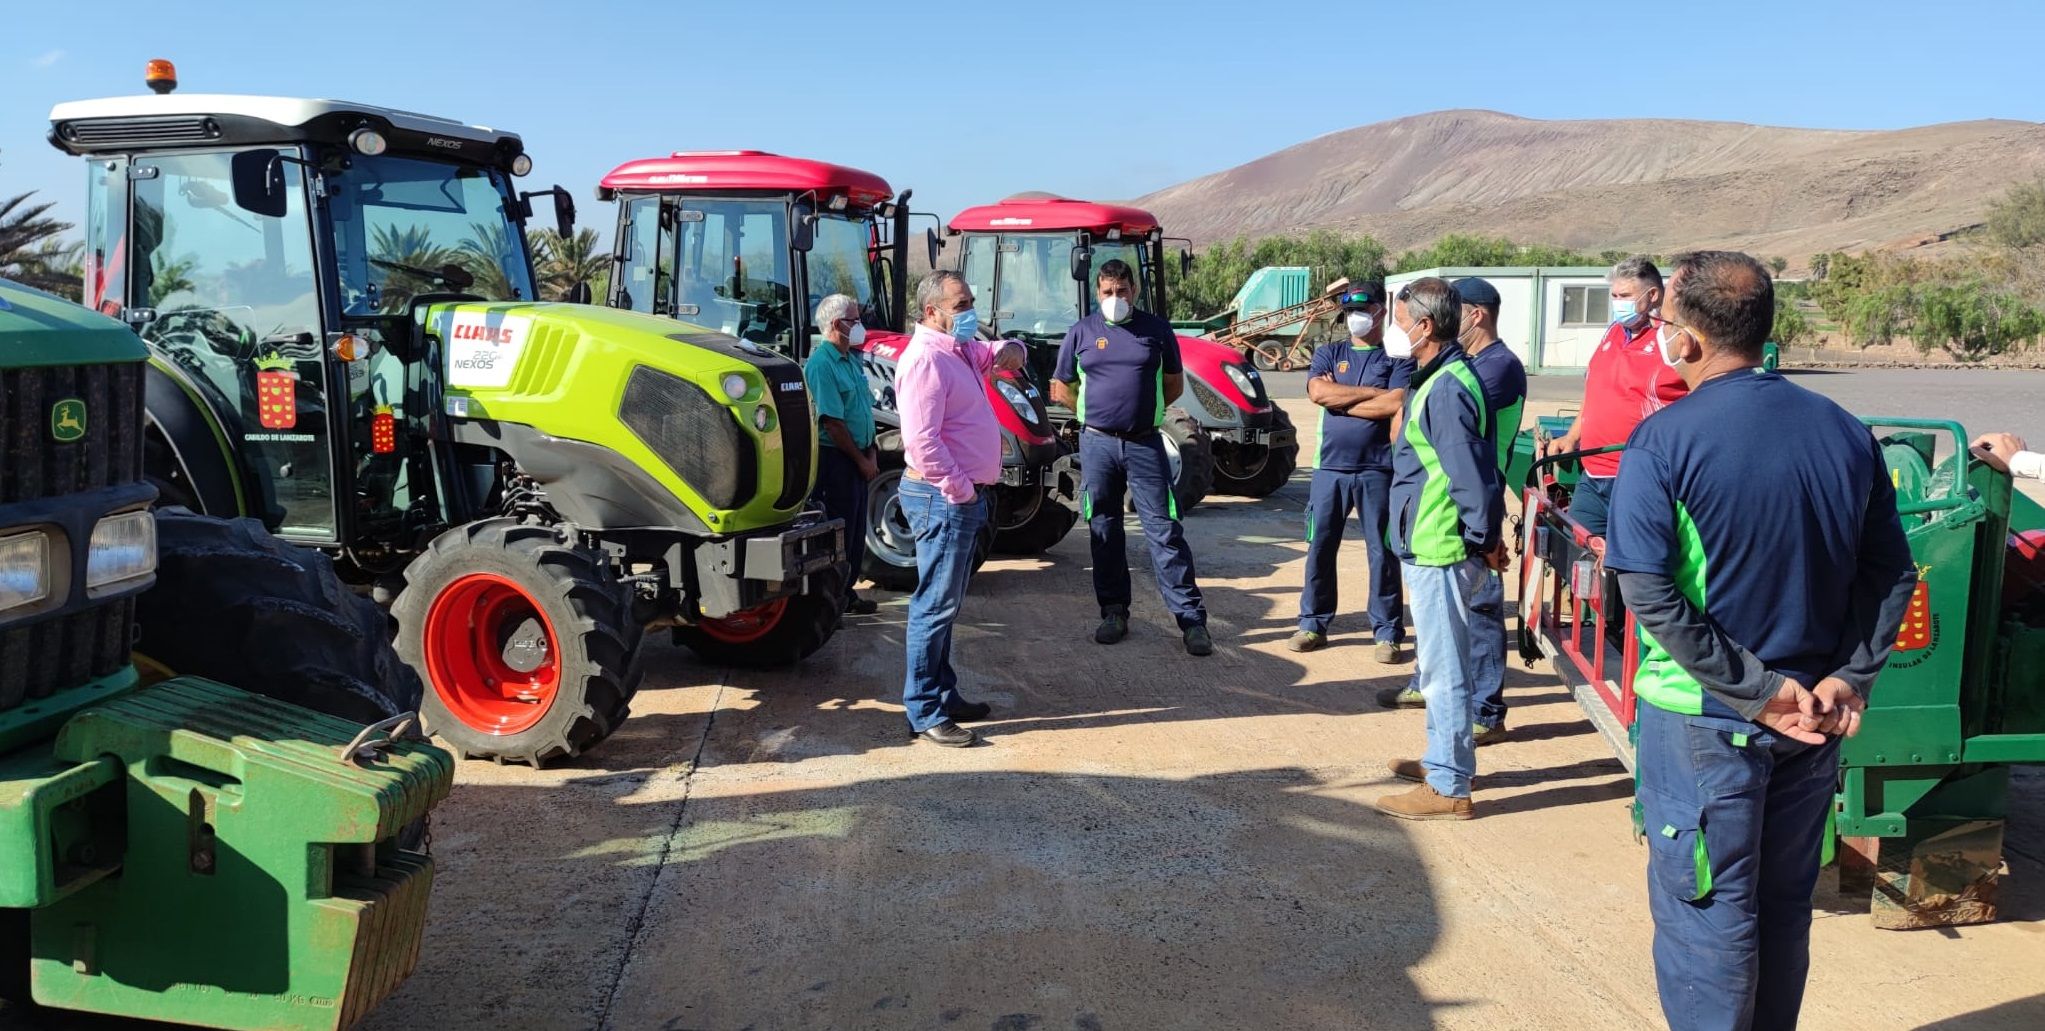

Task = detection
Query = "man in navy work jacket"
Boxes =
[1604,251,1916,1031]
[1291,282,1412,663]
[1373,277,1504,822]
[1051,259,1212,656]
[1378,277,1525,739]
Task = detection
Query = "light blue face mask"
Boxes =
[949,307,980,342]
[1610,298,1638,325]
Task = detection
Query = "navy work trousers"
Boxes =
[1635,700,1841,1031]
[1299,466,1403,643]
[1079,429,1206,628]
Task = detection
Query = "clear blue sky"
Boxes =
[5,0,2041,244]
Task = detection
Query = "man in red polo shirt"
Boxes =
[1541,257,1688,536]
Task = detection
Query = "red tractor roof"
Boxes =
[599,150,893,208]
[948,193,1160,235]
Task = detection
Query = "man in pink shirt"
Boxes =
[895,269,1025,747]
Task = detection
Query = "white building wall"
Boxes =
[1538,275,1612,370]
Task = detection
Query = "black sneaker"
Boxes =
[845,591,878,616]
[1095,609,1130,645]
[1183,625,1214,656]
[917,720,977,747]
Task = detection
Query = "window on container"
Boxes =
[1561,285,1610,326]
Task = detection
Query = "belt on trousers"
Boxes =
[1082,424,1160,442]
[903,469,991,490]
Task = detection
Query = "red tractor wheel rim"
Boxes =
[695,598,790,645]
[423,573,561,736]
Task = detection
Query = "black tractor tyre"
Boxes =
[674,560,849,667]
[135,509,423,724]
[393,519,642,768]
[862,449,994,591]
[1211,406,1300,498]
[1135,407,1215,515]
[992,488,1077,555]
[0,908,25,1004]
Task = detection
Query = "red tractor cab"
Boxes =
[946,194,1299,500]
[597,152,1069,587]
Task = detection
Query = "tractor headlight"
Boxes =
[720,372,750,401]
[348,128,388,157]
[995,379,1035,424]
[1223,363,1259,401]
[753,404,776,432]
[86,510,156,593]
[0,532,52,614]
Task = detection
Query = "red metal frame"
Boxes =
[1522,485,1640,731]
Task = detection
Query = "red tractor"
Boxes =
[946,194,1299,500]
[596,152,1072,588]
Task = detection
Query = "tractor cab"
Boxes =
[946,194,1301,501]
[597,150,906,358]
[596,152,1076,579]
[52,73,572,551]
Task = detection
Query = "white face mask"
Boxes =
[1384,325,1415,360]
[1346,311,1375,338]
[1101,295,1132,324]
[847,323,866,347]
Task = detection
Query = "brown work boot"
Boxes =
[1374,783,1474,821]
[1388,759,1425,783]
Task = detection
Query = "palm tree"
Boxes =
[1,152,82,296]
[531,228,611,301]
[370,222,459,312]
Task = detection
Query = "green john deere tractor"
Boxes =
[48,69,848,767]
[0,276,450,1029]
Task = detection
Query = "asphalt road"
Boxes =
[1263,366,2045,444]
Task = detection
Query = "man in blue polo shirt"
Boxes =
[1052,259,1211,656]
[807,294,882,614]
[1290,282,1411,662]
[1604,251,1916,1031]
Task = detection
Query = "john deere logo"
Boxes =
[51,399,86,442]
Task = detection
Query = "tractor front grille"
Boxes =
[0,362,146,710]
[769,377,814,509]
[1,363,145,504]
[619,366,753,511]
[57,116,223,150]
[1188,377,1236,421]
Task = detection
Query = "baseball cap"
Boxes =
[1451,277,1501,308]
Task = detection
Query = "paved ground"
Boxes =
[8,394,2043,1031]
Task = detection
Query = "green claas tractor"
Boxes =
[48,66,847,766]
[0,276,451,1029]
[1518,418,2045,928]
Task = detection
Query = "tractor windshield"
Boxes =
[805,213,878,348]
[961,233,1157,340]
[327,155,537,315]
[670,198,795,347]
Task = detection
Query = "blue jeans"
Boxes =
[1571,474,1615,537]
[1404,557,1487,796]
[1079,429,1206,628]
[898,477,987,732]
[1636,701,1840,1031]
[1299,467,1403,642]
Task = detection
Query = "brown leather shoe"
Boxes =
[1374,783,1474,821]
[1388,759,1425,783]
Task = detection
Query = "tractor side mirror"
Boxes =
[1180,248,1194,278]
[552,186,575,237]
[567,280,592,305]
[1070,245,1094,282]
[230,149,289,219]
[791,202,816,253]
[925,228,941,269]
